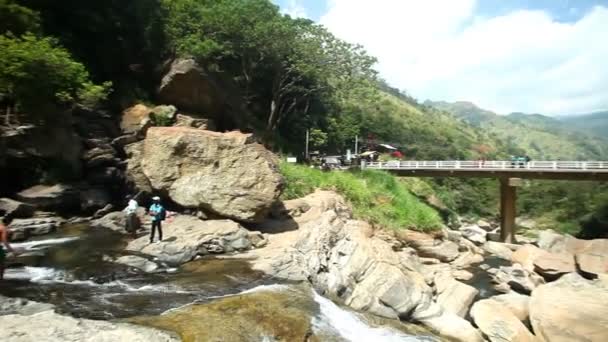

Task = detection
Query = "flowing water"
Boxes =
[0,223,441,341]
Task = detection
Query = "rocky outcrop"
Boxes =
[126,216,255,265]
[175,113,215,130]
[130,127,283,222]
[471,298,536,342]
[248,191,483,342]
[538,230,608,277]
[483,241,515,260]
[533,252,576,281]
[459,225,487,245]
[0,310,178,342]
[530,273,608,342]
[399,230,460,262]
[120,104,154,136]
[491,264,544,294]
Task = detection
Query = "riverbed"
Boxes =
[0,224,442,341]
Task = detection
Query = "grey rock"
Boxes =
[0,198,35,218]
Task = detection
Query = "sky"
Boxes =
[273,0,608,115]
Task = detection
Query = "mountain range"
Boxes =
[425,101,608,160]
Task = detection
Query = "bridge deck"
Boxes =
[364,161,608,180]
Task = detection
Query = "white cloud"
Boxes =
[321,1,608,115]
[282,0,309,18]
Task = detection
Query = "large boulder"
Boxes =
[131,127,283,222]
[530,273,608,342]
[512,244,548,272]
[0,310,178,342]
[491,264,544,294]
[537,230,608,277]
[533,252,576,281]
[398,230,460,262]
[459,225,487,245]
[471,299,536,342]
[126,216,254,265]
[483,241,515,260]
[120,104,153,136]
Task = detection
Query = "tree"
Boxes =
[0,34,111,123]
[0,0,40,35]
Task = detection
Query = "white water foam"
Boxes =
[312,291,437,342]
[12,237,79,251]
[4,266,194,293]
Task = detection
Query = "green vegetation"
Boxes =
[280,162,442,232]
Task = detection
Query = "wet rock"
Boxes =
[0,295,55,316]
[126,216,253,265]
[471,298,536,342]
[115,255,160,273]
[483,241,514,260]
[130,286,318,342]
[491,292,530,323]
[434,272,478,317]
[93,204,114,219]
[131,127,283,222]
[0,198,34,218]
[8,217,65,241]
[530,273,608,342]
[459,225,487,245]
[1,310,179,342]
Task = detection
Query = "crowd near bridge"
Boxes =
[362,160,608,243]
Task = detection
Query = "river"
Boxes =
[0,224,442,341]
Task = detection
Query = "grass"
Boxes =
[280,162,443,232]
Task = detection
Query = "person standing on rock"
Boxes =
[148,196,166,244]
[0,216,16,280]
[123,195,140,238]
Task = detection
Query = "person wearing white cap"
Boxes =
[148,196,166,243]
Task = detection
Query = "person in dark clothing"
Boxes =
[0,216,16,280]
[148,196,165,244]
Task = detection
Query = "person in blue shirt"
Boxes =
[148,196,165,244]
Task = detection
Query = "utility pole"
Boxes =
[355,135,359,155]
[305,129,310,161]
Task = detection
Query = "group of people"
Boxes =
[0,195,168,281]
[123,195,167,243]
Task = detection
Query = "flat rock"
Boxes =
[533,252,576,281]
[115,255,160,273]
[0,310,178,342]
[530,273,608,342]
[492,264,544,294]
[512,244,548,272]
[15,184,79,213]
[484,241,514,260]
[126,216,253,265]
[459,225,487,245]
[8,217,65,241]
[435,273,478,317]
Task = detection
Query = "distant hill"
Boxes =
[425,101,608,160]
[560,111,608,139]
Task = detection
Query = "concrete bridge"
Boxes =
[362,160,608,243]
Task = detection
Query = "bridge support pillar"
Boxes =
[500,178,520,243]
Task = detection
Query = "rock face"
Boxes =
[471,298,536,342]
[0,310,178,342]
[249,191,483,342]
[130,127,283,222]
[538,230,608,277]
[530,273,608,342]
[126,216,254,265]
[15,184,79,213]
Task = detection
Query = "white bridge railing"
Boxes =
[364,160,608,171]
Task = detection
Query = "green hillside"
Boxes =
[427,101,608,160]
[560,111,608,139]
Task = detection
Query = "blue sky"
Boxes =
[273,0,608,115]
